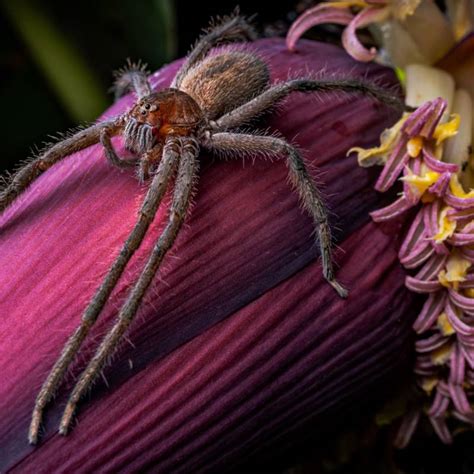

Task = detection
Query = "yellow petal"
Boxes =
[431,342,453,365]
[433,113,460,145]
[465,288,474,298]
[401,169,440,196]
[437,312,455,336]
[449,173,474,198]
[438,250,471,290]
[407,136,423,157]
[420,376,438,394]
[433,206,456,243]
[349,114,408,167]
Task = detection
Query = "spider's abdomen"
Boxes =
[179,51,270,120]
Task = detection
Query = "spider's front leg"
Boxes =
[204,132,348,298]
[0,118,124,213]
[213,78,404,131]
[59,137,199,435]
[100,126,139,169]
[28,138,179,445]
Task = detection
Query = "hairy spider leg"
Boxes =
[28,139,179,445]
[113,60,153,100]
[204,132,348,298]
[59,137,199,435]
[101,127,138,169]
[171,12,256,89]
[0,119,124,212]
[138,144,164,182]
[213,78,404,131]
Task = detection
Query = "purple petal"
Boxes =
[401,242,435,269]
[447,207,474,222]
[452,410,474,424]
[414,253,448,281]
[423,146,459,174]
[460,344,474,370]
[402,98,446,139]
[450,342,466,385]
[445,190,474,210]
[399,209,433,268]
[394,410,420,449]
[370,195,412,222]
[448,289,474,312]
[429,172,452,198]
[448,383,472,415]
[428,389,450,418]
[374,139,410,192]
[415,332,449,352]
[461,247,474,263]
[405,276,442,293]
[446,300,474,337]
[429,417,453,444]
[423,200,449,254]
[413,292,446,333]
[449,232,474,246]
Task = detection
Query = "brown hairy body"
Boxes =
[0,13,404,444]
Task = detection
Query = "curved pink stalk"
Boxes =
[428,388,450,417]
[341,6,390,62]
[415,332,449,352]
[423,147,459,174]
[413,292,446,333]
[370,195,412,221]
[286,4,353,51]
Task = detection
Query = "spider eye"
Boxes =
[145,104,151,110]
[141,110,147,115]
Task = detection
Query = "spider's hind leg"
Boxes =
[204,131,348,298]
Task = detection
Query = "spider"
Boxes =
[0,13,403,445]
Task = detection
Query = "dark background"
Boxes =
[1,1,473,473]
[0,0,297,174]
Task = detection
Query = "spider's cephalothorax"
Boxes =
[124,89,204,154]
[0,13,405,444]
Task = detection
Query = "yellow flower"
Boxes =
[449,173,474,199]
[433,206,456,243]
[437,312,455,336]
[401,167,440,197]
[348,114,407,167]
[433,114,460,146]
[438,250,471,289]
[431,342,453,366]
[407,136,423,157]
[420,376,438,394]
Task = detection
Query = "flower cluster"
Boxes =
[351,97,474,444]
